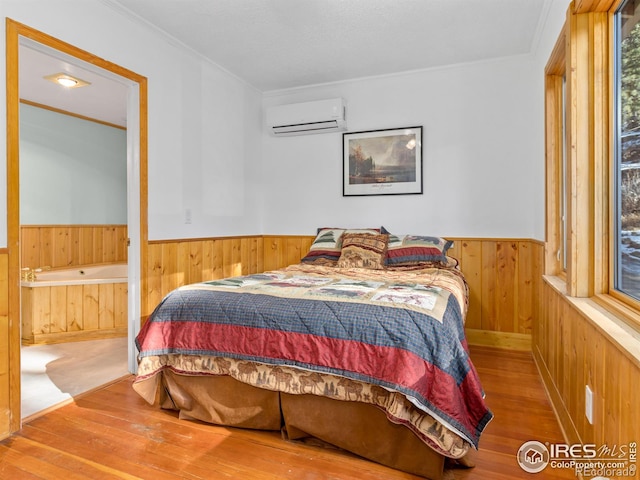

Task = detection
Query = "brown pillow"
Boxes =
[337,233,389,269]
[300,228,381,265]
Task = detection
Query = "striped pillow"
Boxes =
[385,234,452,267]
[301,228,380,265]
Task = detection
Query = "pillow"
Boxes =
[301,228,380,265]
[337,233,389,269]
[385,233,452,267]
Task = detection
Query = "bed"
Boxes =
[133,229,493,479]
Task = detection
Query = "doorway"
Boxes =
[6,19,148,431]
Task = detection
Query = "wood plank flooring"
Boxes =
[0,346,576,479]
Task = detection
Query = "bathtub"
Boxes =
[21,263,128,345]
[21,263,128,288]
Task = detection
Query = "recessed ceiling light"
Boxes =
[43,72,90,89]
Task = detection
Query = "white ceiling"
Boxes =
[108,0,548,91]
[18,0,549,126]
[19,44,129,127]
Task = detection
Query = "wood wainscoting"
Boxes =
[145,236,314,316]
[535,278,640,457]
[0,250,9,439]
[146,236,541,350]
[20,225,128,270]
[448,238,542,350]
[19,229,541,347]
[1,235,638,453]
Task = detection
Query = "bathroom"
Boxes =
[19,100,128,344]
[18,57,130,417]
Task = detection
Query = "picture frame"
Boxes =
[343,126,423,196]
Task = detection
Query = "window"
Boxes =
[545,0,640,330]
[544,27,567,278]
[561,75,568,273]
[615,0,640,302]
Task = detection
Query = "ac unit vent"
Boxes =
[266,98,347,136]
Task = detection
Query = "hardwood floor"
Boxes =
[0,346,576,479]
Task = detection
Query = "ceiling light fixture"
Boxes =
[43,72,91,89]
[57,77,77,87]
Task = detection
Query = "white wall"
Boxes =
[261,0,572,241]
[530,0,572,239]
[262,56,540,239]
[0,0,264,244]
[0,0,573,245]
[20,103,127,224]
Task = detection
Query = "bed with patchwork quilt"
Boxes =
[133,229,492,480]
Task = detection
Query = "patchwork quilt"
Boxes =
[134,263,492,457]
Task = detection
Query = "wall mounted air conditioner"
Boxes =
[265,98,347,136]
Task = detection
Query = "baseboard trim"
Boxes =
[532,345,581,445]
[465,329,531,351]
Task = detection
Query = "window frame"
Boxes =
[606,0,640,322]
[545,0,640,331]
[545,25,567,279]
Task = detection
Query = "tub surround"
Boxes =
[20,263,127,287]
[21,263,128,345]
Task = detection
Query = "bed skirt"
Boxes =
[146,370,449,480]
[281,392,445,479]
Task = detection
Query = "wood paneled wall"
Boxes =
[20,225,128,269]
[144,236,318,316]
[146,236,265,316]
[535,279,640,456]
[17,230,542,341]
[449,239,543,350]
[21,282,127,345]
[4,233,639,450]
[0,251,9,439]
[145,236,540,350]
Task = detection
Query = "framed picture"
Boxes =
[343,126,423,196]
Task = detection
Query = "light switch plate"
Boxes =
[585,385,594,425]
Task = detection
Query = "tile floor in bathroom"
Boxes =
[20,336,129,419]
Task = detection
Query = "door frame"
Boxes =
[5,18,148,432]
